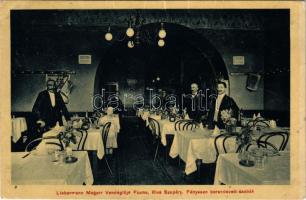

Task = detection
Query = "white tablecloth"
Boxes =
[157,119,176,146]
[169,128,234,175]
[137,111,160,127]
[169,127,290,175]
[43,128,105,159]
[12,117,27,143]
[214,151,290,185]
[11,151,93,185]
[98,114,120,148]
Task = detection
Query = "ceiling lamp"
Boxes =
[158,23,167,39]
[127,40,134,48]
[126,22,135,38]
[105,26,113,41]
[105,14,168,48]
[158,39,165,47]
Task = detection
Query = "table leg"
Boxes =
[196,159,202,183]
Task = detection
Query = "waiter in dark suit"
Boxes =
[32,79,70,130]
[182,83,206,122]
[207,81,239,129]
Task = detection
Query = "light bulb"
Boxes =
[126,27,135,37]
[127,41,134,48]
[156,76,160,81]
[158,29,166,39]
[158,39,165,47]
[105,32,113,41]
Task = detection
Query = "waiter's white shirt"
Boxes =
[191,92,197,98]
[213,93,225,122]
[48,91,56,107]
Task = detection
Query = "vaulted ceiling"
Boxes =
[11,9,266,31]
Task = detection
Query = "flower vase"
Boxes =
[238,145,254,167]
[225,124,232,133]
[65,145,73,158]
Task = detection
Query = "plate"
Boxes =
[65,156,78,163]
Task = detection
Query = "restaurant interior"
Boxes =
[11,9,290,185]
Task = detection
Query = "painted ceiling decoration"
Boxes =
[13,10,263,31]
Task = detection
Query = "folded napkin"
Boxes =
[212,126,220,136]
[106,107,114,115]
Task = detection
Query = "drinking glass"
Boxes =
[254,155,266,170]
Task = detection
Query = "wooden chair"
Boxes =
[247,117,270,129]
[73,128,88,150]
[148,117,162,162]
[257,132,289,151]
[214,133,240,162]
[101,122,113,176]
[25,136,63,152]
[175,119,197,131]
[246,140,278,151]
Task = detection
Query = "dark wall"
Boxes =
[12,30,103,111]
[11,28,264,111]
[11,10,289,112]
[263,11,290,111]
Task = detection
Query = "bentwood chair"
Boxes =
[214,133,240,162]
[101,122,113,176]
[247,117,270,129]
[257,132,289,151]
[246,140,278,151]
[196,133,238,184]
[25,136,63,152]
[174,119,198,168]
[175,119,198,131]
[148,117,162,162]
[73,128,88,150]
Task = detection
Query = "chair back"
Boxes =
[183,120,198,131]
[247,117,269,129]
[148,117,160,137]
[101,122,111,148]
[246,140,278,151]
[74,129,88,150]
[175,119,197,131]
[258,132,289,151]
[214,133,240,162]
[25,136,63,152]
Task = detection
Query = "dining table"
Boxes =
[11,151,94,185]
[169,127,290,175]
[11,117,27,143]
[157,119,177,146]
[214,151,290,185]
[42,127,105,159]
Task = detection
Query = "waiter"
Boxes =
[32,79,70,130]
[207,81,239,129]
[182,83,206,122]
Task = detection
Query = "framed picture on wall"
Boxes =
[246,73,261,91]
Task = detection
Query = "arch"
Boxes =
[93,22,229,102]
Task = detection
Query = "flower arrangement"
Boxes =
[58,128,77,147]
[220,109,233,125]
[236,127,253,151]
